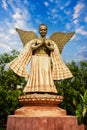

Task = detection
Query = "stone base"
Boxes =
[18,93,63,106]
[15,106,66,117]
[7,115,78,130]
[16,93,66,116]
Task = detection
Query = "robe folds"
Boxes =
[9,39,73,93]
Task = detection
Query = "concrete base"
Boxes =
[7,115,78,130]
[15,106,66,117]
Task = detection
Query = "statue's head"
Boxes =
[39,24,48,37]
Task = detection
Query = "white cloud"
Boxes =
[73,2,85,27]
[12,8,30,28]
[9,28,16,34]
[0,30,11,40]
[77,55,85,61]
[52,21,57,24]
[35,18,41,25]
[23,0,29,5]
[84,16,87,23]
[65,23,71,30]
[72,34,80,41]
[78,46,86,53]
[0,43,11,51]
[51,8,57,13]
[12,8,29,21]
[0,1,36,54]
[73,2,85,19]
[76,26,87,36]
[44,1,49,6]
[65,1,71,7]
[49,0,53,3]
[76,50,87,62]
[47,7,59,21]
[73,19,78,25]
[2,0,8,10]
[13,10,22,19]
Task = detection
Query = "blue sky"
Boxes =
[0,0,87,62]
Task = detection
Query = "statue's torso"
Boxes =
[32,38,52,56]
[33,45,50,55]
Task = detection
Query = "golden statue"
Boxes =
[8,24,76,117]
[9,24,74,94]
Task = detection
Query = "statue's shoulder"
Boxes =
[27,38,38,44]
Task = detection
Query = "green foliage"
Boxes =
[75,90,87,124]
[0,50,87,125]
[0,50,26,126]
[55,61,87,124]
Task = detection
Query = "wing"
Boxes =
[9,41,33,78]
[50,32,75,53]
[16,28,38,46]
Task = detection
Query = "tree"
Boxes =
[0,50,26,126]
[0,50,87,125]
[55,61,87,124]
[75,90,87,124]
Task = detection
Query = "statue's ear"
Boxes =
[50,32,75,53]
[16,28,38,46]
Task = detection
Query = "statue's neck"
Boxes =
[40,36,46,40]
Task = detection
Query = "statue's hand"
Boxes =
[45,40,50,46]
[45,40,54,51]
[36,39,43,45]
[31,39,42,50]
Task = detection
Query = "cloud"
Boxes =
[78,46,87,53]
[76,26,87,36]
[49,0,53,3]
[65,1,71,7]
[73,2,85,20]
[9,28,16,34]
[23,0,29,6]
[73,2,85,27]
[84,16,87,22]
[44,1,49,6]
[65,23,71,30]
[77,51,87,61]
[73,19,78,25]
[0,43,12,51]
[2,0,8,10]
[11,6,30,29]
[75,44,87,62]
[0,0,37,54]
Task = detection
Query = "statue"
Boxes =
[9,24,74,94]
[7,24,78,130]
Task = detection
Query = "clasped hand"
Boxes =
[36,39,50,46]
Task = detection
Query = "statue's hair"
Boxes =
[39,24,47,30]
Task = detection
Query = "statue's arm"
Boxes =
[31,40,42,50]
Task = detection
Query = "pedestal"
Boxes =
[7,116,78,130]
[15,93,66,116]
[6,93,78,130]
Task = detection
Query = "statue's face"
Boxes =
[39,25,47,37]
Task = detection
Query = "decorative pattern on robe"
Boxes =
[23,54,57,93]
[9,40,73,93]
[9,40,33,78]
[51,41,73,80]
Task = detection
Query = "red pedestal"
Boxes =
[7,115,78,130]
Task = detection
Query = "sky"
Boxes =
[0,0,87,62]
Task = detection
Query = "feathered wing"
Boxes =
[16,28,38,46]
[50,32,75,53]
[9,28,38,78]
[9,40,33,78]
[51,41,73,80]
